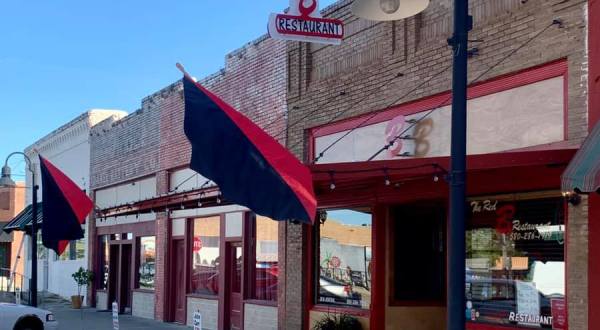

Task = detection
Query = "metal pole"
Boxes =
[447,0,470,329]
[31,174,38,307]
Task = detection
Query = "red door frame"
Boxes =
[224,241,244,330]
[170,237,187,324]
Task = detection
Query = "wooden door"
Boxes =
[108,245,119,306]
[119,244,132,313]
[226,242,243,330]
[172,239,186,324]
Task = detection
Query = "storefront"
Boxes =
[166,205,279,330]
[304,60,578,330]
[94,216,156,317]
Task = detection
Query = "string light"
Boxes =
[329,171,336,190]
[384,168,391,186]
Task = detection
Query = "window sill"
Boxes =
[243,299,277,307]
[132,289,155,294]
[186,293,219,300]
[310,305,370,318]
[466,322,525,330]
[389,299,445,307]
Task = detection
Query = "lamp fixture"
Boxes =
[562,191,582,206]
[352,0,430,21]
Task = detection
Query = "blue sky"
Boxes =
[0,0,336,178]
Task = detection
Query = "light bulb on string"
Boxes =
[329,171,336,190]
[384,168,391,186]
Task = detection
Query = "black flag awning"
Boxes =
[2,203,43,234]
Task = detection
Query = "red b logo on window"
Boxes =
[495,205,515,235]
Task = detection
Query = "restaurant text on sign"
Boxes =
[268,0,344,45]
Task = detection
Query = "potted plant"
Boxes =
[71,267,94,309]
[312,312,363,330]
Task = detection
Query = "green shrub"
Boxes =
[312,313,363,330]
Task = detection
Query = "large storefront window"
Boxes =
[254,216,278,301]
[138,236,155,290]
[98,235,109,290]
[466,196,565,329]
[191,216,220,295]
[317,209,372,309]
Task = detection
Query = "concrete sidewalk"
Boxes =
[42,298,191,330]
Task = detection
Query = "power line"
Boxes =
[272,70,406,141]
[366,20,562,161]
[310,62,453,163]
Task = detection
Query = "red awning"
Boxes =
[311,147,577,206]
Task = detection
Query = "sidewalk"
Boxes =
[42,298,191,330]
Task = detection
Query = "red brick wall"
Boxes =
[90,35,289,323]
[0,184,25,221]
[284,0,589,329]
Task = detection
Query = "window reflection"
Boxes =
[138,236,156,290]
[317,209,372,309]
[191,216,220,295]
[254,216,278,301]
[97,235,109,290]
[466,197,565,328]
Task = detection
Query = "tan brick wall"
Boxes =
[284,0,589,329]
[568,196,589,330]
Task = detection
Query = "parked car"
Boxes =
[319,275,362,306]
[0,303,58,330]
[466,278,555,328]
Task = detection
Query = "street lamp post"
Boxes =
[352,0,469,329]
[1,152,38,307]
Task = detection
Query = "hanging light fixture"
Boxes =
[352,0,430,21]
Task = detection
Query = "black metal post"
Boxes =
[31,178,38,307]
[448,0,470,329]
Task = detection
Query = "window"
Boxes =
[29,233,47,260]
[466,196,565,328]
[253,216,278,301]
[392,204,445,302]
[56,237,85,261]
[97,235,109,290]
[316,209,372,309]
[138,236,156,290]
[191,216,220,295]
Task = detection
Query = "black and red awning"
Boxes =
[562,121,600,193]
[181,66,316,223]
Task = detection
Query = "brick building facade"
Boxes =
[0,183,25,278]
[282,0,591,329]
[84,0,598,329]
[88,35,288,329]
